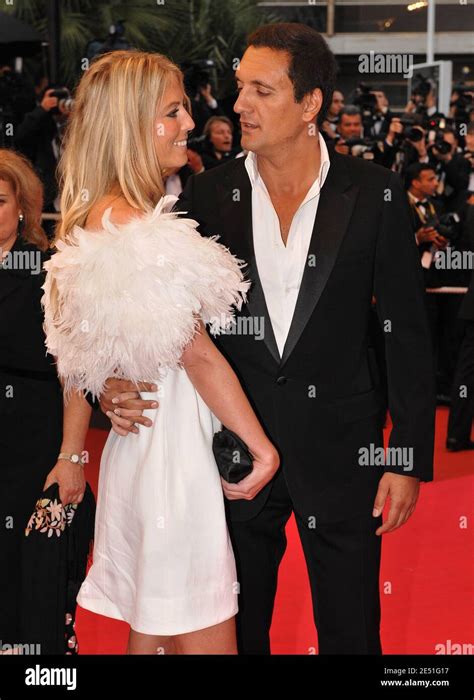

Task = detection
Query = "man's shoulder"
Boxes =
[192,156,247,189]
[334,151,396,187]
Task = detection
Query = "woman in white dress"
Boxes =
[41,50,279,655]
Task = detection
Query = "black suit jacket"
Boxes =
[459,204,474,321]
[176,153,436,524]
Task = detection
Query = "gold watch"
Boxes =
[58,452,85,467]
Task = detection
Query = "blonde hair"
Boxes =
[0,149,49,252]
[56,49,190,243]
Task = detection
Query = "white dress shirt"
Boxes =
[245,132,331,357]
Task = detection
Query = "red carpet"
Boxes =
[76,407,473,654]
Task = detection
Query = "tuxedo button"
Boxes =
[276,376,287,385]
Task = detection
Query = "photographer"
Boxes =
[201,116,240,170]
[14,86,72,235]
[190,80,223,137]
[406,163,447,269]
[406,162,466,403]
[398,123,431,174]
[330,105,399,169]
[405,75,444,122]
[321,88,344,137]
[334,105,362,151]
[355,87,393,140]
[449,85,474,130]
[429,126,471,210]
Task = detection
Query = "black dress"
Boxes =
[0,236,63,646]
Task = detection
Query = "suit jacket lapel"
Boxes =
[280,154,359,367]
[219,162,280,365]
[217,153,358,369]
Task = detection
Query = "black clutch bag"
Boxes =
[212,428,253,483]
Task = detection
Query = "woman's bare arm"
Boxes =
[181,321,279,500]
[43,389,92,504]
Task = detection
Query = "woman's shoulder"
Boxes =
[85,195,143,230]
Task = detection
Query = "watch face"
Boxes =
[71,455,79,463]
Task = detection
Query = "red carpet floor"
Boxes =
[76,407,473,654]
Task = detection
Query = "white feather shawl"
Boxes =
[42,195,250,398]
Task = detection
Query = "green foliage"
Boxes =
[4,0,281,94]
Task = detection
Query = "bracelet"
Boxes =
[58,452,85,467]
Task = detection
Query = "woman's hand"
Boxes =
[43,461,86,505]
[221,447,280,501]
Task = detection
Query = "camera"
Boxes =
[86,20,131,60]
[424,212,461,242]
[49,88,74,115]
[411,74,433,107]
[432,138,452,155]
[183,59,216,96]
[393,115,425,144]
[353,84,378,114]
[344,137,380,160]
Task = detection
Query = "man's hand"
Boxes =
[321,119,337,140]
[386,117,403,146]
[431,146,452,163]
[415,226,448,248]
[335,139,350,155]
[99,378,159,436]
[187,148,204,174]
[372,472,420,536]
[221,450,280,501]
[409,136,427,158]
[199,83,215,106]
[40,88,59,112]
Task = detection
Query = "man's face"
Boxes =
[465,132,474,152]
[443,131,457,155]
[234,46,320,156]
[337,114,362,140]
[209,121,233,152]
[414,170,439,198]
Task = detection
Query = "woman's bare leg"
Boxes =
[127,629,176,655]
[173,616,237,655]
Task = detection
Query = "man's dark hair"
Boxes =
[404,162,435,190]
[441,126,458,141]
[339,105,361,119]
[247,22,338,126]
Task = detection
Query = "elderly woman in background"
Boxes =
[0,149,88,653]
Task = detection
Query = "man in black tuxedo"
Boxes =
[100,23,436,654]
[406,163,467,402]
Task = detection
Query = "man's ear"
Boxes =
[302,87,323,124]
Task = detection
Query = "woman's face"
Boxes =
[154,77,194,172]
[0,179,20,252]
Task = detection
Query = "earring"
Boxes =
[18,213,25,236]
